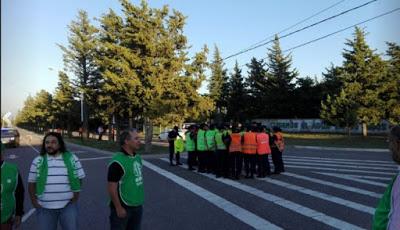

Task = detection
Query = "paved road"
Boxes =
[3,129,397,230]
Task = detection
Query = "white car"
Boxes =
[158,129,185,141]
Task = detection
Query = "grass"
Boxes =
[284,133,387,149]
[64,136,169,155]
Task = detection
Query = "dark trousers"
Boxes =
[257,154,271,177]
[271,147,285,173]
[243,154,256,177]
[110,205,143,230]
[222,150,230,177]
[168,141,175,165]
[175,152,181,164]
[215,149,228,177]
[230,152,243,178]
[187,151,196,169]
[206,150,215,173]
[198,151,207,172]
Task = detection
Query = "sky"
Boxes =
[1,0,399,118]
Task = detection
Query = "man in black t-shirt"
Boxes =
[168,126,181,166]
[107,129,144,230]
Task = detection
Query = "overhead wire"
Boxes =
[228,7,400,72]
[246,0,348,50]
[223,0,378,60]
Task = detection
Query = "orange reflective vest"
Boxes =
[256,133,271,155]
[242,132,257,154]
[229,133,242,153]
[274,132,285,152]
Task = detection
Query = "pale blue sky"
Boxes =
[2,0,399,117]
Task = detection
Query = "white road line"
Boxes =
[143,160,282,230]
[314,172,388,187]
[160,158,364,230]
[73,150,87,153]
[22,208,36,223]
[284,156,393,164]
[28,144,40,153]
[80,156,112,161]
[258,177,375,214]
[283,172,382,198]
[283,158,396,168]
[293,145,388,152]
[322,174,392,181]
[284,161,394,171]
[286,165,396,176]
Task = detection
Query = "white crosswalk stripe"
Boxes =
[161,158,364,230]
[284,156,394,164]
[285,164,396,175]
[282,172,382,198]
[314,172,389,187]
[258,176,375,214]
[283,158,397,168]
[284,160,394,171]
[143,160,282,230]
[163,154,399,229]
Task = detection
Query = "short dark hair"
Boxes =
[41,132,66,155]
[119,128,138,146]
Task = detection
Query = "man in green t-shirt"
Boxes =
[1,142,24,230]
[372,126,400,229]
[108,129,144,230]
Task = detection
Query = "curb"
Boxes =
[293,145,389,153]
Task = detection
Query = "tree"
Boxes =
[246,57,268,119]
[58,10,99,139]
[97,0,213,152]
[380,42,400,125]
[208,45,228,123]
[294,76,323,118]
[227,61,247,123]
[321,90,358,135]
[266,35,298,118]
[52,71,79,137]
[340,27,386,136]
[320,64,342,100]
[15,90,53,132]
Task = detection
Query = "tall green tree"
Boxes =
[208,45,228,123]
[320,64,342,100]
[380,42,400,125]
[52,71,79,137]
[97,0,212,151]
[321,89,358,135]
[58,10,99,139]
[340,27,386,136]
[266,35,298,118]
[227,61,247,123]
[246,57,268,119]
[15,90,53,132]
[294,76,323,118]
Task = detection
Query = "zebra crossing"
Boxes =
[146,153,398,230]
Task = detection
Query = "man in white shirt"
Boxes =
[28,132,85,230]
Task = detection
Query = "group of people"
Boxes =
[1,129,144,230]
[167,123,285,179]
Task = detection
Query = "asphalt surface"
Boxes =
[2,129,398,230]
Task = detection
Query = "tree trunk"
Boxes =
[362,123,368,137]
[129,110,133,129]
[80,93,89,139]
[346,126,351,136]
[144,117,153,153]
[67,119,72,138]
[108,115,113,142]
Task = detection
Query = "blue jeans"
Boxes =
[110,205,142,230]
[36,202,79,230]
